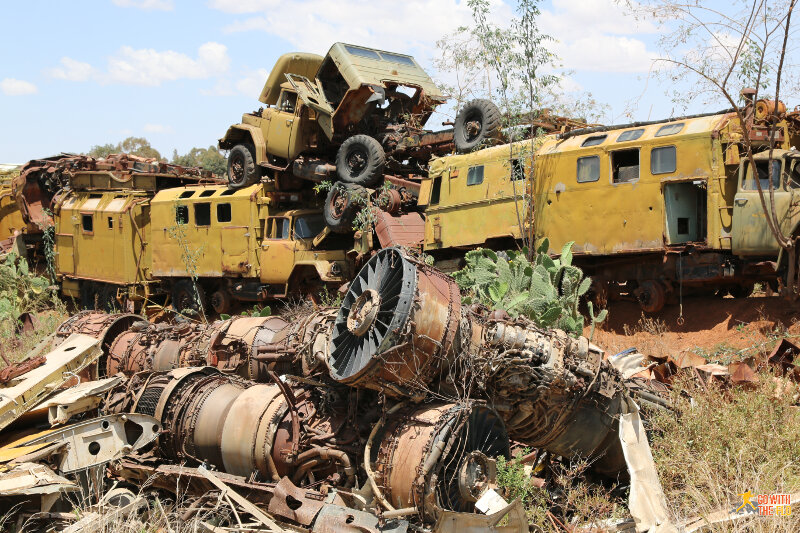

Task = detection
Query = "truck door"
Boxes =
[266,90,299,160]
[260,216,296,286]
[286,74,335,140]
[732,157,792,255]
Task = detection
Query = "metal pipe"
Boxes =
[363,402,406,512]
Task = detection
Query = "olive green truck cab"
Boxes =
[219,43,452,190]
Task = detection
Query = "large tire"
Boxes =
[227,143,259,190]
[454,99,502,153]
[728,283,755,298]
[336,135,385,187]
[172,279,206,317]
[324,182,366,234]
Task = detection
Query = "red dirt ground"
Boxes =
[587,293,800,362]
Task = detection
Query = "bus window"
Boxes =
[577,156,600,183]
[611,149,640,183]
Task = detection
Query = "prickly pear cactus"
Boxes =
[452,239,607,336]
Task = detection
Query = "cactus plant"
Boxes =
[453,239,607,336]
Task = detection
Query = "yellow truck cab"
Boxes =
[149,185,354,312]
[50,158,360,314]
[420,104,797,312]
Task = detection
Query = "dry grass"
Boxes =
[0,309,69,364]
[650,373,800,532]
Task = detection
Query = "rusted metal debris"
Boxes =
[12,152,218,229]
[1,247,681,532]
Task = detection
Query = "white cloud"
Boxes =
[200,78,236,96]
[105,42,230,85]
[540,0,658,73]
[112,0,174,10]
[45,43,230,87]
[47,57,95,81]
[0,78,38,95]
[235,68,269,97]
[143,123,173,133]
[212,0,509,61]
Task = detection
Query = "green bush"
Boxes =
[452,239,606,336]
[0,252,54,322]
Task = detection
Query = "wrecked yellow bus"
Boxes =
[419,103,800,312]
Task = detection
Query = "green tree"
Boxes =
[86,136,162,160]
[171,146,227,177]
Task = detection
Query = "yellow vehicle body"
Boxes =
[53,190,152,299]
[421,109,797,307]
[423,112,796,256]
[419,143,534,252]
[51,181,355,310]
[150,185,262,279]
[533,114,734,256]
[0,166,24,241]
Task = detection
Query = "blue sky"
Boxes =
[0,0,773,163]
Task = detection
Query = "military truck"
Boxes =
[39,154,361,314]
[218,43,501,191]
[418,99,800,312]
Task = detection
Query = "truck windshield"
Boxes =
[743,160,782,190]
[294,215,326,239]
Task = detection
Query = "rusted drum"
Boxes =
[107,367,362,487]
[207,316,288,378]
[328,247,461,396]
[219,384,286,477]
[371,402,509,521]
[106,330,150,375]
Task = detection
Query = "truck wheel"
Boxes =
[454,99,502,153]
[227,144,259,189]
[172,280,206,316]
[336,135,385,187]
[728,283,755,298]
[324,183,366,234]
[635,280,666,313]
[210,289,233,315]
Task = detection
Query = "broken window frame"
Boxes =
[175,205,189,225]
[742,159,782,191]
[511,159,525,181]
[279,90,298,114]
[267,217,291,240]
[81,213,94,234]
[217,203,232,223]
[611,148,640,184]
[430,176,442,204]
[651,145,677,175]
[194,203,211,227]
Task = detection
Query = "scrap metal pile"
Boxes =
[11,152,219,230]
[0,248,674,532]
